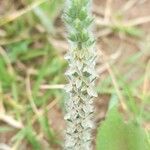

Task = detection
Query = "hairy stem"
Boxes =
[63,0,97,149]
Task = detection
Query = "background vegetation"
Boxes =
[0,0,149,149]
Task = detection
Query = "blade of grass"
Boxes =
[33,7,54,33]
[0,0,48,26]
[99,50,128,111]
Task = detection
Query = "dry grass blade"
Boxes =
[40,84,65,90]
[0,92,23,129]
[142,60,150,96]
[0,114,23,129]
[96,15,150,29]
[0,0,48,26]
[99,50,128,112]
[126,16,150,26]
[26,73,40,116]
[97,50,122,74]
[0,81,5,114]
[122,0,138,12]
[0,48,23,129]
[0,47,14,76]
[104,0,112,22]
[0,143,11,150]
[0,87,22,130]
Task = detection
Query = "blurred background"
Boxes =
[0,0,149,149]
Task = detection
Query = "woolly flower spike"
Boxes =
[63,0,97,149]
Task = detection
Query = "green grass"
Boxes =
[0,0,65,149]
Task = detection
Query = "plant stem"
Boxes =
[63,0,97,149]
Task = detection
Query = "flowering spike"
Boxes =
[63,0,97,149]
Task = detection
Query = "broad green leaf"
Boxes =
[96,108,149,150]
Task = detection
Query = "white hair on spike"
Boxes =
[63,0,97,149]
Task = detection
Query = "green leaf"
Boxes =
[7,40,31,62]
[112,25,143,37]
[0,58,13,87]
[33,0,64,33]
[0,126,13,133]
[108,94,119,111]
[12,126,41,150]
[25,126,41,150]
[38,114,57,143]
[96,108,149,150]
